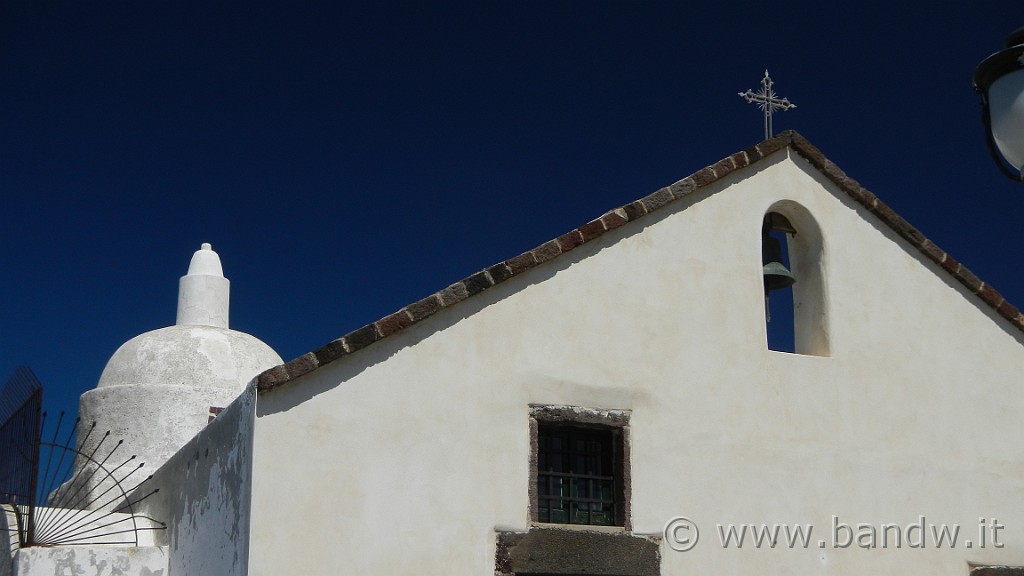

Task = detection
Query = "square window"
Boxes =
[529,406,629,528]
[537,425,618,525]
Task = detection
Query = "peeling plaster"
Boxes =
[131,384,256,576]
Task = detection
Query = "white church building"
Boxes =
[5,131,1024,576]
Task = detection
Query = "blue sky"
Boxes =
[2,1,1021,423]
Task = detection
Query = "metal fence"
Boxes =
[0,366,43,545]
[0,366,165,549]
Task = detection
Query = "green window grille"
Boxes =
[537,425,619,526]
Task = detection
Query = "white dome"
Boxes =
[97,324,282,390]
[70,244,284,509]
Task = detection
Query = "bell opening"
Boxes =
[762,222,796,353]
[762,235,796,292]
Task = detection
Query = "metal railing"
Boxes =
[0,366,164,548]
[0,366,43,545]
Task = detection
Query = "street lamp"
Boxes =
[974,27,1024,182]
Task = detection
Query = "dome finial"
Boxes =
[176,243,230,328]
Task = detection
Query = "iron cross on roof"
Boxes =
[738,70,797,140]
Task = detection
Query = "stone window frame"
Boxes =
[972,569,1024,576]
[495,527,660,576]
[528,404,632,531]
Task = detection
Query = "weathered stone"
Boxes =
[622,200,647,221]
[972,567,1024,576]
[486,263,513,284]
[712,157,734,178]
[406,295,442,321]
[256,364,289,392]
[555,230,584,252]
[578,219,606,242]
[979,283,1002,307]
[940,254,961,275]
[532,240,562,264]
[919,240,946,266]
[600,210,628,231]
[343,324,380,352]
[462,271,493,296]
[284,353,318,380]
[998,299,1020,322]
[438,282,469,306]
[640,187,673,213]
[690,166,717,187]
[506,252,537,275]
[495,528,659,576]
[376,310,414,337]
[668,177,696,198]
[729,150,749,169]
[956,265,983,294]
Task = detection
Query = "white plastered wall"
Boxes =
[249,149,1024,576]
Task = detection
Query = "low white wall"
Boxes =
[12,546,168,576]
[132,383,256,576]
[0,506,15,576]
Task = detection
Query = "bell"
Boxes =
[762,235,796,292]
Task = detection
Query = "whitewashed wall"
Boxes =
[134,383,256,576]
[249,149,1024,575]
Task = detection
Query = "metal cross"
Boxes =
[738,70,796,140]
